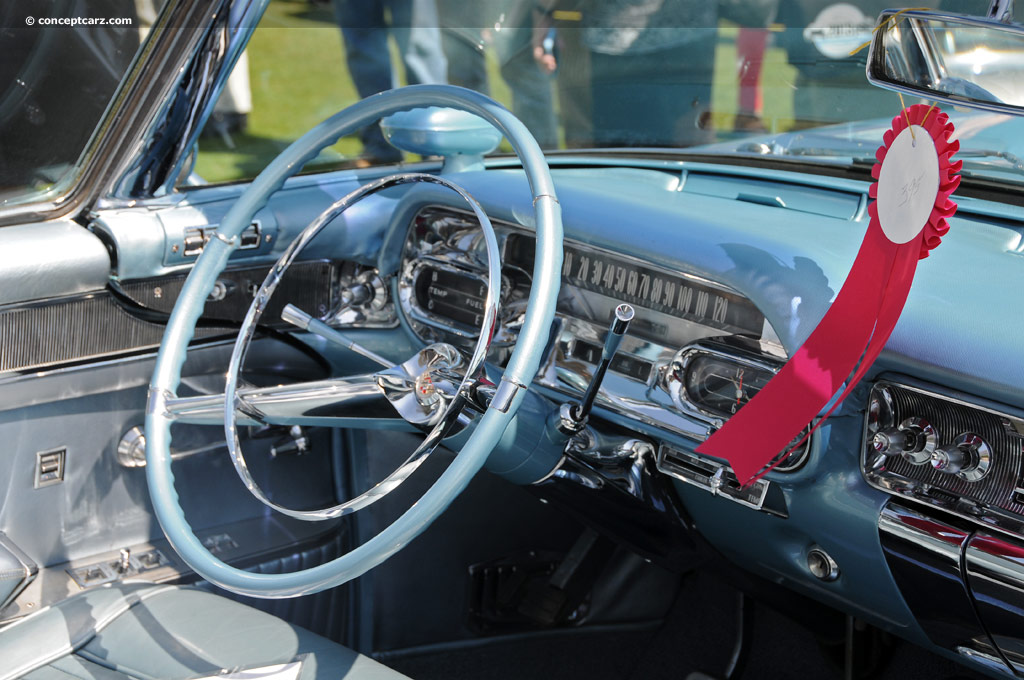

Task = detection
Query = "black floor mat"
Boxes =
[387,629,652,680]
[385,570,989,680]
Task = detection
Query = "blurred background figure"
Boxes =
[534,1,772,149]
[492,0,559,148]
[437,0,488,93]
[532,5,593,148]
[333,0,447,164]
[437,0,558,148]
[734,27,769,132]
[581,0,719,147]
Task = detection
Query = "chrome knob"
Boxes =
[931,432,991,481]
[807,547,840,582]
[871,428,907,456]
[870,417,936,465]
[116,426,147,468]
[931,445,966,475]
[341,283,372,307]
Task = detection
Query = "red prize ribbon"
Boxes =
[697,104,961,485]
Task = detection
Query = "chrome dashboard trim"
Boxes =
[400,257,490,339]
[965,532,1024,590]
[402,205,784,348]
[664,343,781,424]
[657,443,778,514]
[863,379,1024,540]
[399,205,808,473]
[877,503,966,563]
[660,342,812,472]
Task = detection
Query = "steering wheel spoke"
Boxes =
[163,376,415,430]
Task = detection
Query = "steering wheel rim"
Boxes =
[145,85,563,598]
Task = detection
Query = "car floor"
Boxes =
[385,570,987,680]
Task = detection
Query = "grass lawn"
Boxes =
[195,2,799,184]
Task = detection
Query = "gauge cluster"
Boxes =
[398,206,808,477]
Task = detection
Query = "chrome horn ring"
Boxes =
[223,173,501,521]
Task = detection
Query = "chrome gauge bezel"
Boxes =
[666,344,781,424]
[662,343,811,473]
[399,256,492,339]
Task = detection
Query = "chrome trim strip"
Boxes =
[491,378,526,413]
[877,503,967,562]
[873,378,1024,428]
[965,532,1024,589]
[955,646,1014,675]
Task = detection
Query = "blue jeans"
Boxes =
[333,0,447,160]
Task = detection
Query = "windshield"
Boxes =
[191,0,1024,188]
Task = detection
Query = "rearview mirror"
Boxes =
[867,9,1024,116]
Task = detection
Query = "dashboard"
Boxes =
[6,156,1024,677]
[369,163,1024,677]
[397,206,812,495]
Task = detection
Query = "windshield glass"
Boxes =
[0,1,155,209]
[191,0,1023,188]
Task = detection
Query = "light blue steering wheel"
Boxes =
[145,85,562,598]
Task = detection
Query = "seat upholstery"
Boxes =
[0,582,408,680]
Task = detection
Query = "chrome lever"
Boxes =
[282,303,392,368]
[561,303,634,432]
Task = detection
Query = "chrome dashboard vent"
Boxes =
[864,380,1024,533]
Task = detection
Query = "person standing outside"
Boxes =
[333,0,448,164]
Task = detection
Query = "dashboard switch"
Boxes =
[807,547,840,582]
[872,417,937,465]
[931,433,991,481]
